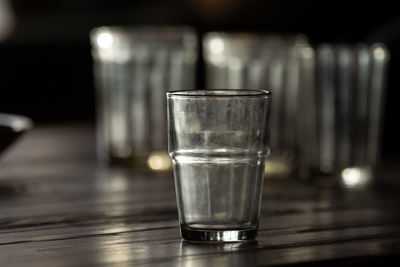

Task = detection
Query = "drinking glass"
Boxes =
[167,89,271,242]
[90,26,197,170]
[298,43,390,187]
[203,32,312,178]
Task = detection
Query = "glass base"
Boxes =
[181,225,257,242]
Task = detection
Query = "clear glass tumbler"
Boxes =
[167,89,271,242]
[203,32,312,178]
[298,43,390,187]
[90,26,197,170]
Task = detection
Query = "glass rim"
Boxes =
[167,89,271,98]
[90,25,195,38]
[203,32,307,45]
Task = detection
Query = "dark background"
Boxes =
[0,0,399,161]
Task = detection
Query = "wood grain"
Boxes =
[1,124,400,266]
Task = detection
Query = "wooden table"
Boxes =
[1,124,400,266]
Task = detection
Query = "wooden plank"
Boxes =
[1,125,400,266]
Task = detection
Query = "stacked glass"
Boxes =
[90,26,197,171]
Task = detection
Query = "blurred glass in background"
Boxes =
[0,0,14,41]
[203,32,312,178]
[298,43,389,187]
[90,26,197,171]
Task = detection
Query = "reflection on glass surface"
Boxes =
[341,167,372,188]
[265,158,292,179]
[208,37,225,55]
[147,151,172,172]
[96,32,114,49]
